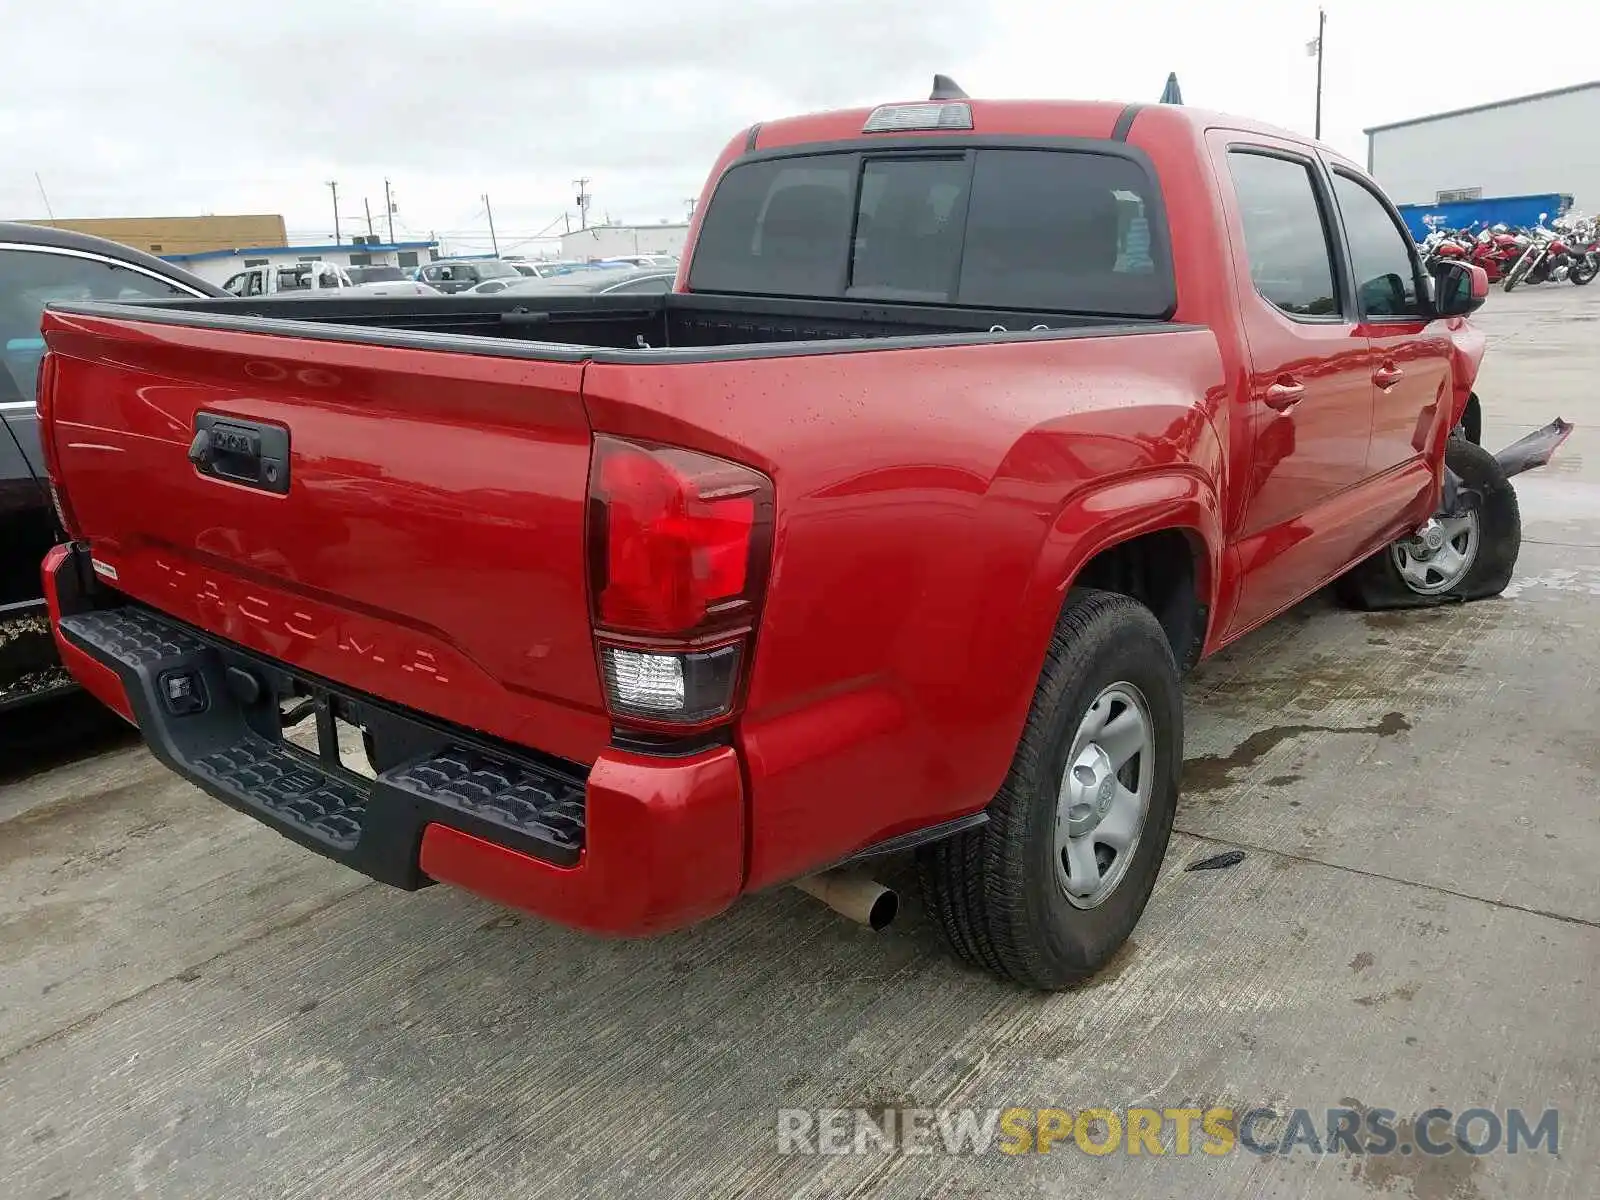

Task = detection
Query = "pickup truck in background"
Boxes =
[221,260,355,297]
[36,85,1556,987]
[0,223,220,710]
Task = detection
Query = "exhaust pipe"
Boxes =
[793,869,899,931]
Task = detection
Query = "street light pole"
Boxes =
[1313,7,1326,140]
[573,178,591,230]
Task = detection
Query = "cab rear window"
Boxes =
[688,146,1174,317]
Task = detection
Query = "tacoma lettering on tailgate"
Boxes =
[151,556,451,684]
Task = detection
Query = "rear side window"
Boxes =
[1226,151,1340,317]
[688,147,1173,317]
[960,150,1162,312]
[690,159,856,297]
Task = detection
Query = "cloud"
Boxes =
[5,0,1595,251]
[2,0,981,246]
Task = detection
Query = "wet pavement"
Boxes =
[2,284,1597,1199]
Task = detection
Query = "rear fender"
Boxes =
[1025,469,1224,657]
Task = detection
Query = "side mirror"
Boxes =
[1430,260,1488,317]
[1539,211,1548,221]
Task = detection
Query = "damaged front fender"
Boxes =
[1493,418,1574,480]
[1439,418,1573,519]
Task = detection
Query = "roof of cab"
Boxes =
[749,96,1335,158]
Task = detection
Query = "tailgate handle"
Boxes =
[190,414,290,495]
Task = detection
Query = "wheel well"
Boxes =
[1071,529,1208,670]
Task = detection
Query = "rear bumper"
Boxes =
[42,543,745,935]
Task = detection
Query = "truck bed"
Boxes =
[53,291,1183,364]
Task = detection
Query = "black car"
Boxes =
[347,265,406,285]
[0,222,221,710]
[416,258,522,294]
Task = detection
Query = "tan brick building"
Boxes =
[18,214,287,257]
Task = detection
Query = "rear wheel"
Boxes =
[917,589,1181,990]
[1571,256,1598,286]
[1334,439,1520,610]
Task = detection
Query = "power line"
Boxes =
[33,173,56,223]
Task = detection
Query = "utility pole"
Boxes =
[1311,7,1326,140]
[573,178,591,230]
[482,193,499,256]
[363,197,375,240]
[384,178,396,243]
[685,197,697,220]
[327,180,341,244]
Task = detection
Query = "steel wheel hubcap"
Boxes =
[1054,683,1154,909]
[1392,512,1480,594]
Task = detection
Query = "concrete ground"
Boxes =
[3,284,1597,1200]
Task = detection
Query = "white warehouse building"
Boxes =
[559,223,688,262]
[1365,80,1600,210]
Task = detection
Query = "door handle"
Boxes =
[1264,379,1305,411]
[1373,363,1405,389]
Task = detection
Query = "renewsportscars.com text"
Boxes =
[776,1105,1560,1158]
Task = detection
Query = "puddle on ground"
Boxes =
[1502,565,1600,599]
[1184,713,1410,794]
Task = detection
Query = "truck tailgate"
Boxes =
[42,310,608,764]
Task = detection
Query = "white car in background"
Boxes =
[347,265,439,295]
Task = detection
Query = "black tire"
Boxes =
[1503,256,1531,292]
[1455,392,1482,445]
[1334,439,1520,611]
[1571,256,1597,286]
[917,589,1182,990]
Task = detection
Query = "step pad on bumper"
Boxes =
[388,749,585,862]
[60,606,203,665]
[56,605,588,882]
[193,735,367,849]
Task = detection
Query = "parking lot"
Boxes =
[2,285,1597,1199]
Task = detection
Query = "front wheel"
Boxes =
[1334,440,1520,610]
[918,589,1182,990]
[1503,252,1534,292]
[1571,255,1598,286]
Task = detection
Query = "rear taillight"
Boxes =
[34,351,81,538]
[587,436,772,729]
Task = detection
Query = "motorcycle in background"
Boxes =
[1474,224,1530,283]
[1558,214,1597,286]
[1416,215,1593,288]
[1504,213,1579,291]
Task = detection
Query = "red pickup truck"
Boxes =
[37,86,1535,989]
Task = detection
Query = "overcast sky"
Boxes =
[3,0,1594,255]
